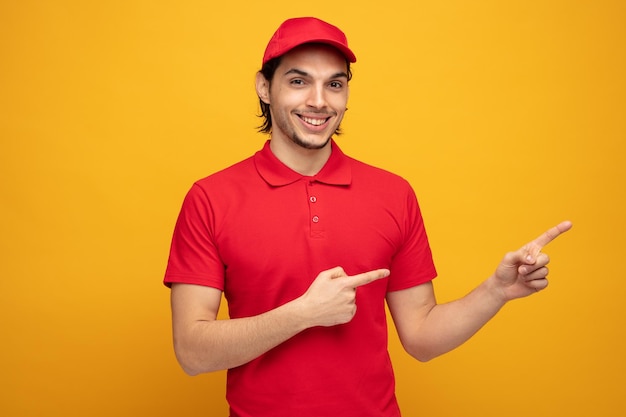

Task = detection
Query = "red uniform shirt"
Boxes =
[165,140,437,417]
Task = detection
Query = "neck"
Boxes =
[269,136,332,176]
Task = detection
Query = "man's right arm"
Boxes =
[170,266,389,375]
[171,283,309,375]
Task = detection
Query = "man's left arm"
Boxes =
[386,221,572,362]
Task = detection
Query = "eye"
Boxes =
[329,81,343,89]
[290,79,305,86]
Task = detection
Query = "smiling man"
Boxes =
[258,45,348,148]
[256,37,352,173]
[164,17,571,417]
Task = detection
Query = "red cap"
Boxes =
[262,17,357,65]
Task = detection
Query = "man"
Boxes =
[164,17,572,417]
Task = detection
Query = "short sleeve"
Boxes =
[163,183,225,289]
[387,185,437,291]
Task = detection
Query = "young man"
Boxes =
[164,17,572,417]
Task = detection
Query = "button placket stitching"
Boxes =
[307,180,324,238]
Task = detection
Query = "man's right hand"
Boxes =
[297,266,390,327]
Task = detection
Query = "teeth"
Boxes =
[301,116,327,126]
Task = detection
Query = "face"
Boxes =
[257,44,349,150]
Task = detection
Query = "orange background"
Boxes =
[1,1,625,416]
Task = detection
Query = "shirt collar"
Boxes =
[254,139,352,187]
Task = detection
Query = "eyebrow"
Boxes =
[284,68,349,80]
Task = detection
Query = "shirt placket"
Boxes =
[306,180,325,239]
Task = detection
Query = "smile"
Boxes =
[299,115,330,126]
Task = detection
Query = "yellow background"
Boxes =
[1,1,624,416]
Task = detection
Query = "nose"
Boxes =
[305,83,327,109]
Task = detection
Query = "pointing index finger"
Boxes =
[346,269,390,288]
[532,220,573,250]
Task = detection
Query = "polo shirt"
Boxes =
[164,139,437,417]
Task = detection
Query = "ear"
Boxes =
[255,72,270,104]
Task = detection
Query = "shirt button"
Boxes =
[309,196,317,203]
[312,215,319,223]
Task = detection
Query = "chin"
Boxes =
[291,133,332,150]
